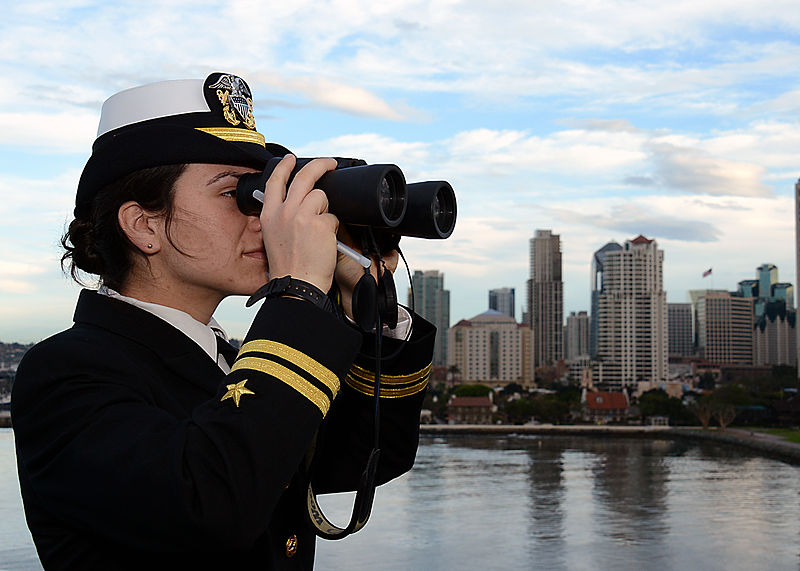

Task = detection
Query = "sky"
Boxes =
[3,0,800,343]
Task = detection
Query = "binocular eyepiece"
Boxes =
[236,157,457,240]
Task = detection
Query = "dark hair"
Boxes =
[61,164,187,291]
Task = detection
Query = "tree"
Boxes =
[638,389,691,425]
[505,398,536,424]
[454,384,492,397]
[502,382,524,396]
[698,372,716,390]
[688,398,714,429]
[713,404,736,430]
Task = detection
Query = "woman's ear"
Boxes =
[118,201,161,254]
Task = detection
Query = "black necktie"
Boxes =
[215,334,238,368]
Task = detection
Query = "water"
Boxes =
[3,429,800,570]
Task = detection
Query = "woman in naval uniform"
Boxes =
[12,72,434,570]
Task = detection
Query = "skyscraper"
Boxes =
[668,303,693,356]
[796,178,800,378]
[565,311,590,360]
[696,291,754,365]
[590,241,623,358]
[488,287,515,320]
[409,270,450,367]
[754,301,797,367]
[594,235,668,390]
[528,229,563,370]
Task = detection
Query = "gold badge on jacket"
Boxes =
[221,379,255,407]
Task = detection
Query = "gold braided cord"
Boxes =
[345,374,429,399]
[348,362,432,385]
[232,357,330,415]
[195,127,266,147]
[238,340,339,395]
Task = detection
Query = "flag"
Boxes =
[702,268,712,278]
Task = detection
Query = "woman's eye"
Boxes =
[221,190,235,198]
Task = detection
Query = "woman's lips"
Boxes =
[243,248,267,260]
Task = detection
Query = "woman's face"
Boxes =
[155,163,267,303]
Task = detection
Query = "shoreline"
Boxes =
[3,418,799,465]
[420,424,800,465]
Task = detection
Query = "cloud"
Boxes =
[543,202,722,243]
[647,142,771,196]
[0,112,97,153]
[252,74,412,120]
[0,258,49,295]
[294,133,431,169]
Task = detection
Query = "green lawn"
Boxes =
[752,428,800,444]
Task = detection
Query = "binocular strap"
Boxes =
[306,295,385,540]
[305,447,381,540]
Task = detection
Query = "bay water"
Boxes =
[3,429,799,570]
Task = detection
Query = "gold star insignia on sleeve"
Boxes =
[221,379,255,407]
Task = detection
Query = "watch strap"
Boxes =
[247,276,336,315]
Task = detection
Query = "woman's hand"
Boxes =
[334,225,399,321]
[260,155,340,292]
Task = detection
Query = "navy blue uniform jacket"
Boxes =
[12,290,434,570]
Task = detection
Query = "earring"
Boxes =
[147,244,153,249]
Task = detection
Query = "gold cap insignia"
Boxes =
[207,74,256,129]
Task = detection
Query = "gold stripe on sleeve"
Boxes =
[232,357,331,415]
[348,362,432,385]
[238,340,340,395]
[345,374,429,399]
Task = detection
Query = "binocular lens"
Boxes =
[432,186,456,236]
[379,174,406,225]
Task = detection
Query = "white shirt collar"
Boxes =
[98,286,229,371]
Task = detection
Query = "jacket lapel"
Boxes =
[73,289,225,393]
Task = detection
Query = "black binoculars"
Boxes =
[236,157,457,241]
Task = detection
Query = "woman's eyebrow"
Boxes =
[206,170,246,186]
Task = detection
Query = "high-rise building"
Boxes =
[565,311,590,360]
[757,264,778,297]
[696,291,753,365]
[448,310,532,387]
[409,270,450,367]
[773,283,794,309]
[489,287,515,319]
[668,303,693,356]
[796,178,800,378]
[590,241,623,358]
[594,235,668,390]
[528,229,563,371]
[754,301,797,367]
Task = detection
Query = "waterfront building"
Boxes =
[447,310,532,388]
[737,279,759,298]
[528,229,563,371]
[757,263,778,298]
[565,311,590,361]
[740,264,794,317]
[773,283,794,309]
[590,241,623,358]
[795,178,800,378]
[581,390,629,424]
[668,303,693,356]
[754,301,797,367]
[410,270,450,367]
[488,287,515,320]
[696,291,754,365]
[593,235,668,390]
[446,396,494,424]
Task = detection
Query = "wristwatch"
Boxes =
[246,276,336,315]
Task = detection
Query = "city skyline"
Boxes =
[3,2,800,343]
